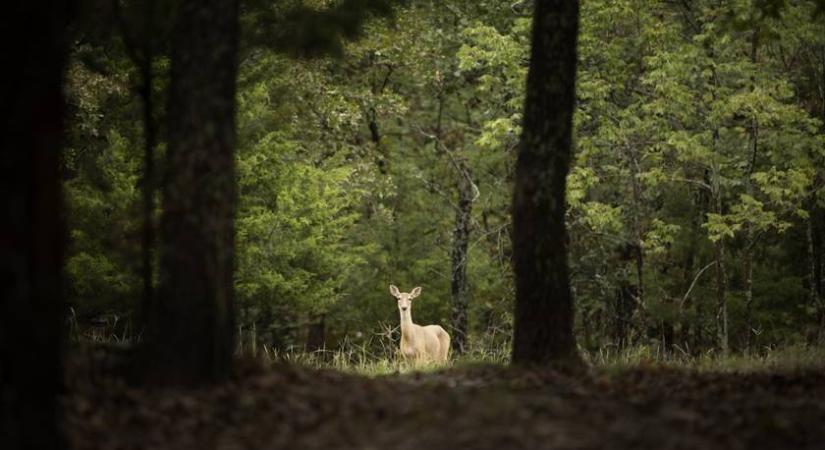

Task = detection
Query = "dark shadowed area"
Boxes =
[65,356,825,450]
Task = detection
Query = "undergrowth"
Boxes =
[586,343,825,374]
[68,317,825,376]
[243,341,825,376]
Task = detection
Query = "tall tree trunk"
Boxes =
[305,313,327,353]
[628,148,646,334]
[0,2,71,448]
[115,0,159,331]
[713,186,728,355]
[680,224,696,352]
[743,28,759,351]
[808,177,824,342]
[450,160,473,355]
[142,0,239,385]
[809,62,825,343]
[709,59,728,354]
[511,0,580,366]
[742,236,753,349]
[613,282,638,350]
[138,53,157,329]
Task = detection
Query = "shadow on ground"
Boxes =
[64,353,825,450]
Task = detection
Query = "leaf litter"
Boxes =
[64,354,825,450]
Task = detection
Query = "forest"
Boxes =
[2,0,825,449]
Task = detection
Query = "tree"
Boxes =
[140,0,240,384]
[61,0,825,360]
[511,0,580,365]
[113,0,173,326]
[1,1,72,447]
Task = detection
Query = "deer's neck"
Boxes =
[399,310,415,337]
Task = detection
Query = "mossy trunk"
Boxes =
[511,0,580,366]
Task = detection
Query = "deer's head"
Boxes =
[389,285,421,312]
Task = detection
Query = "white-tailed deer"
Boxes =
[390,285,450,364]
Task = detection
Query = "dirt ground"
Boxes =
[63,356,825,450]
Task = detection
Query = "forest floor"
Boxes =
[64,350,825,450]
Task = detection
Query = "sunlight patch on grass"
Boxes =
[245,339,513,376]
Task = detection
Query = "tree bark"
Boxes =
[627,147,646,332]
[710,82,727,355]
[743,28,759,350]
[713,189,728,355]
[683,184,704,354]
[305,313,327,353]
[450,160,473,355]
[0,2,71,448]
[808,180,824,342]
[511,0,580,366]
[141,0,239,385]
[613,282,638,350]
[115,0,159,331]
[680,221,696,351]
[138,50,157,330]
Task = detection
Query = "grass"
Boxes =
[585,342,825,374]
[242,340,825,377]
[246,341,510,376]
[68,317,825,376]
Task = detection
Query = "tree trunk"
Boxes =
[679,221,696,352]
[709,79,727,355]
[306,313,327,353]
[138,54,157,329]
[743,28,759,351]
[809,46,825,343]
[742,239,753,349]
[808,182,824,342]
[713,191,728,355]
[450,160,473,355]
[511,0,580,366]
[0,2,71,448]
[115,0,160,332]
[628,148,646,333]
[141,0,239,385]
[613,282,638,350]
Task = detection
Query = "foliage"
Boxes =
[65,0,825,355]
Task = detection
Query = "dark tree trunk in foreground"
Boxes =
[141,0,239,384]
[511,0,580,365]
[450,160,474,355]
[0,2,71,448]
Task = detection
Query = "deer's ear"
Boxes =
[389,284,400,298]
[410,286,422,298]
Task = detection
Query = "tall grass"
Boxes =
[67,308,138,347]
[68,315,825,375]
[584,342,825,373]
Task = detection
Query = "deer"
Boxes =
[389,284,450,365]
